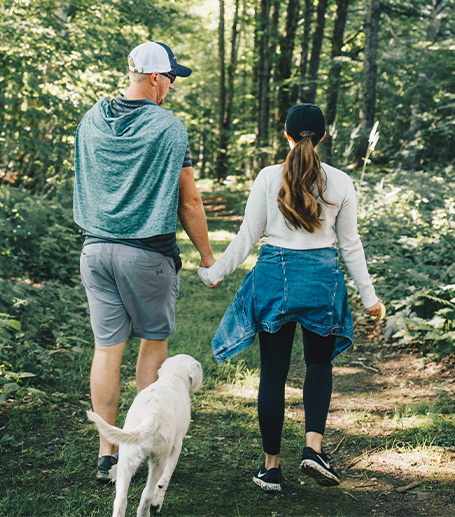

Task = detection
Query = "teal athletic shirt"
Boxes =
[74,96,192,271]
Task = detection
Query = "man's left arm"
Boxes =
[177,166,215,269]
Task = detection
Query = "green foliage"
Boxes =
[311,0,455,170]
[0,275,92,402]
[0,182,91,404]
[0,185,82,280]
[355,167,455,357]
[1,0,454,190]
[0,313,21,333]
[0,0,189,191]
[372,1,455,169]
[390,287,455,357]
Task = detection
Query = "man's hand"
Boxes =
[199,256,215,269]
[199,257,222,287]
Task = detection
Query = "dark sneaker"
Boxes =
[97,455,118,483]
[300,447,340,486]
[252,464,282,492]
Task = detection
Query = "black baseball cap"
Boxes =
[285,104,326,144]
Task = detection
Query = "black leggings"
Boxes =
[258,321,335,455]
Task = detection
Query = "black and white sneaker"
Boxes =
[253,464,282,492]
[97,455,118,483]
[300,447,340,486]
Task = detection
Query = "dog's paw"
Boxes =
[136,504,159,517]
[109,464,118,482]
[150,491,165,514]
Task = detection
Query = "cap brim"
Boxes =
[171,64,192,77]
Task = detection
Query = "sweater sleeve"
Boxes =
[335,178,378,308]
[200,171,268,285]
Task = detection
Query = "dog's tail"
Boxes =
[87,410,157,446]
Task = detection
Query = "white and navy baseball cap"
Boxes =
[128,41,192,77]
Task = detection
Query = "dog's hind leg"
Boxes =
[150,440,183,513]
[137,457,166,517]
[112,455,141,517]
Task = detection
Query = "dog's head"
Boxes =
[158,354,203,394]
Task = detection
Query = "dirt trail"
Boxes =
[327,343,454,516]
[268,326,455,516]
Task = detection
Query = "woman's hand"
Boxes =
[365,299,386,320]
[198,256,222,288]
[198,266,222,289]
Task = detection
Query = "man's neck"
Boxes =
[123,85,157,102]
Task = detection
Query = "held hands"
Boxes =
[198,257,222,289]
[198,267,222,288]
[365,299,386,321]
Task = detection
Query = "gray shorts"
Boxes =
[80,243,180,346]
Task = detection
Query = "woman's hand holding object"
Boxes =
[365,300,386,321]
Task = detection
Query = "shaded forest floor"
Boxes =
[2,340,454,516]
[1,177,455,516]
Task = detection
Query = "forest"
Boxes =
[1,0,455,190]
[1,0,455,515]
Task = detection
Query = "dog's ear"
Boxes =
[188,361,203,393]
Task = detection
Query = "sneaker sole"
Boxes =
[252,476,282,492]
[300,459,340,486]
[97,471,114,483]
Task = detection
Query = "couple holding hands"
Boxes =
[74,40,383,491]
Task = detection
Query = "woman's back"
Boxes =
[201,159,376,308]
[256,162,357,251]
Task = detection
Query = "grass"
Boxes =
[1,173,455,515]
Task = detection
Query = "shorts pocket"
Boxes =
[130,259,163,271]
[81,245,102,258]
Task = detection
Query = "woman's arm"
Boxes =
[335,179,379,309]
[199,171,268,286]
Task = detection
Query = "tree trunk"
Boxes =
[217,0,244,180]
[274,0,300,162]
[297,0,314,103]
[403,0,446,169]
[225,0,242,135]
[269,0,282,83]
[255,0,272,170]
[323,0,351,163]
[199,112,208,179]
[354,0,381,166]
[215,0,227,181]
[305,0,329,103]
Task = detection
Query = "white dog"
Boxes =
[87,354,203,517]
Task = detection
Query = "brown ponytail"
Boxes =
[277,132,331,233]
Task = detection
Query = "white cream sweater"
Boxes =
[200,163,378,308]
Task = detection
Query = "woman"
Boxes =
[199,104,382,492]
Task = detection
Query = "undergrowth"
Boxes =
[0,168,454,515]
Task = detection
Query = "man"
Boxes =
[73,41,215,481]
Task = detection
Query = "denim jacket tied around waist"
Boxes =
[211,245,354,364]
